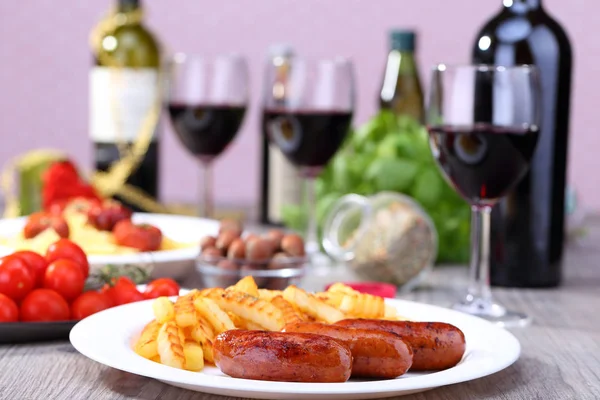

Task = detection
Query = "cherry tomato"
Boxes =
[98,284,115,307]
[99,277,143,306]
[0,293,18,322]
[20,289,70,322]
[71,291,112,320]
[43,259,85,301]
[0,255,35,301]
[12,250,48,288]
[46,239,89,279]
[87,200,132,231]
[144,278,180,299]
[113,220,162,252]
[23,212,69,239]
[110,285,145,306]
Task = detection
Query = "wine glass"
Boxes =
[166,53,249,218]
[426,64,540,327]
[262,57,355,257]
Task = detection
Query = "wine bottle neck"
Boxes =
[506,0,542,11]
[117,0,141,12]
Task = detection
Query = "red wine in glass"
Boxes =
[168,103,246,163]
[262,109,352,177]
[428,124,539,208]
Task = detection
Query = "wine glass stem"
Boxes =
[304,177,319,254]
[468,206,493,302]
[202,163,214,218]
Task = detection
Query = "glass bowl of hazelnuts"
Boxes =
[196,220,307,290]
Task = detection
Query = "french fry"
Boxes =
[134,320,161,359]
[257,289,283,302]
[199,287,226,298]
[193,297,236,334]
[227,311,246,329]
[327,283,359,295]
[205,290,284,331]
[197,315,215,340]
[228,315,264,331]
[384,304,398,319]
[174,294,197,328]
[339,293,385,319]
[183,340,204,371]
[227,276,259,298]
[290,302,311,321]
[149,355,161,363]
[283,286,345,324]
[242,319,264,330]
[327,283,386,319]
[157,321,186,369]
[184,323,215,364]
[314,292,345,308]
[152,297,175,323]
[270,295,304,325]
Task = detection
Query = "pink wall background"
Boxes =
[0,0,596,210]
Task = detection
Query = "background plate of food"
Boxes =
[70,279,521,399]
[0,204,218,280]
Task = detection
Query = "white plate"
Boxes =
[0,213,219,280]
[70,298,520,399]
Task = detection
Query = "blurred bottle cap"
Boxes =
[268,44,295,58]
[390,30,417,52]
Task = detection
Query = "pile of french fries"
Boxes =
[133,277,404,372]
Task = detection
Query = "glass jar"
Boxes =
[322,191,437,291]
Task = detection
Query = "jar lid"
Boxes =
[324,282,397,298]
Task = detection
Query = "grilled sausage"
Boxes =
[336,319,466,371]
[213,330,352,382]
[284,322,413,378]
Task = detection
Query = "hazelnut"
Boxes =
[202,246,223,259]
[217,259,239,271]
[227,238,246,260]
[244,233,260,245]
[216,231,238,252]
[200,236,217,251]
[266,278,289,291]
[281,234,306,257]
[264,230,285,251]
[246,238,274,261]
[268,252,290,270]
[219,219,243,237]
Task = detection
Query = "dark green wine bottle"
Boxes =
[90,0,161,211]
[379,30,424,123]
[472,0,573,288]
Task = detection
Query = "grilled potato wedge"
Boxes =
[193,297,236,334]
[204,289,284,331]
[183,340,204,371]
[152,297,175,323]
[270,295,304,325]
[283,285,345,324]
[227,276,259,298]
[134,319,161,359]
[174,293,198,328]
[157,321,185,369]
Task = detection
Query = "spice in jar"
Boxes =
[323,192,437,288]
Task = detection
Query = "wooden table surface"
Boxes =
[1,227,599,400]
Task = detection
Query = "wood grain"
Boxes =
[2,226,600,400]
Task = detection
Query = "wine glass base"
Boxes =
[452,296,532,328]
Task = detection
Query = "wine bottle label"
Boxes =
[89,67,159,143]
[268,145,302,221]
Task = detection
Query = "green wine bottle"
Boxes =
[379,30,424,123]
[90,0,161,211]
